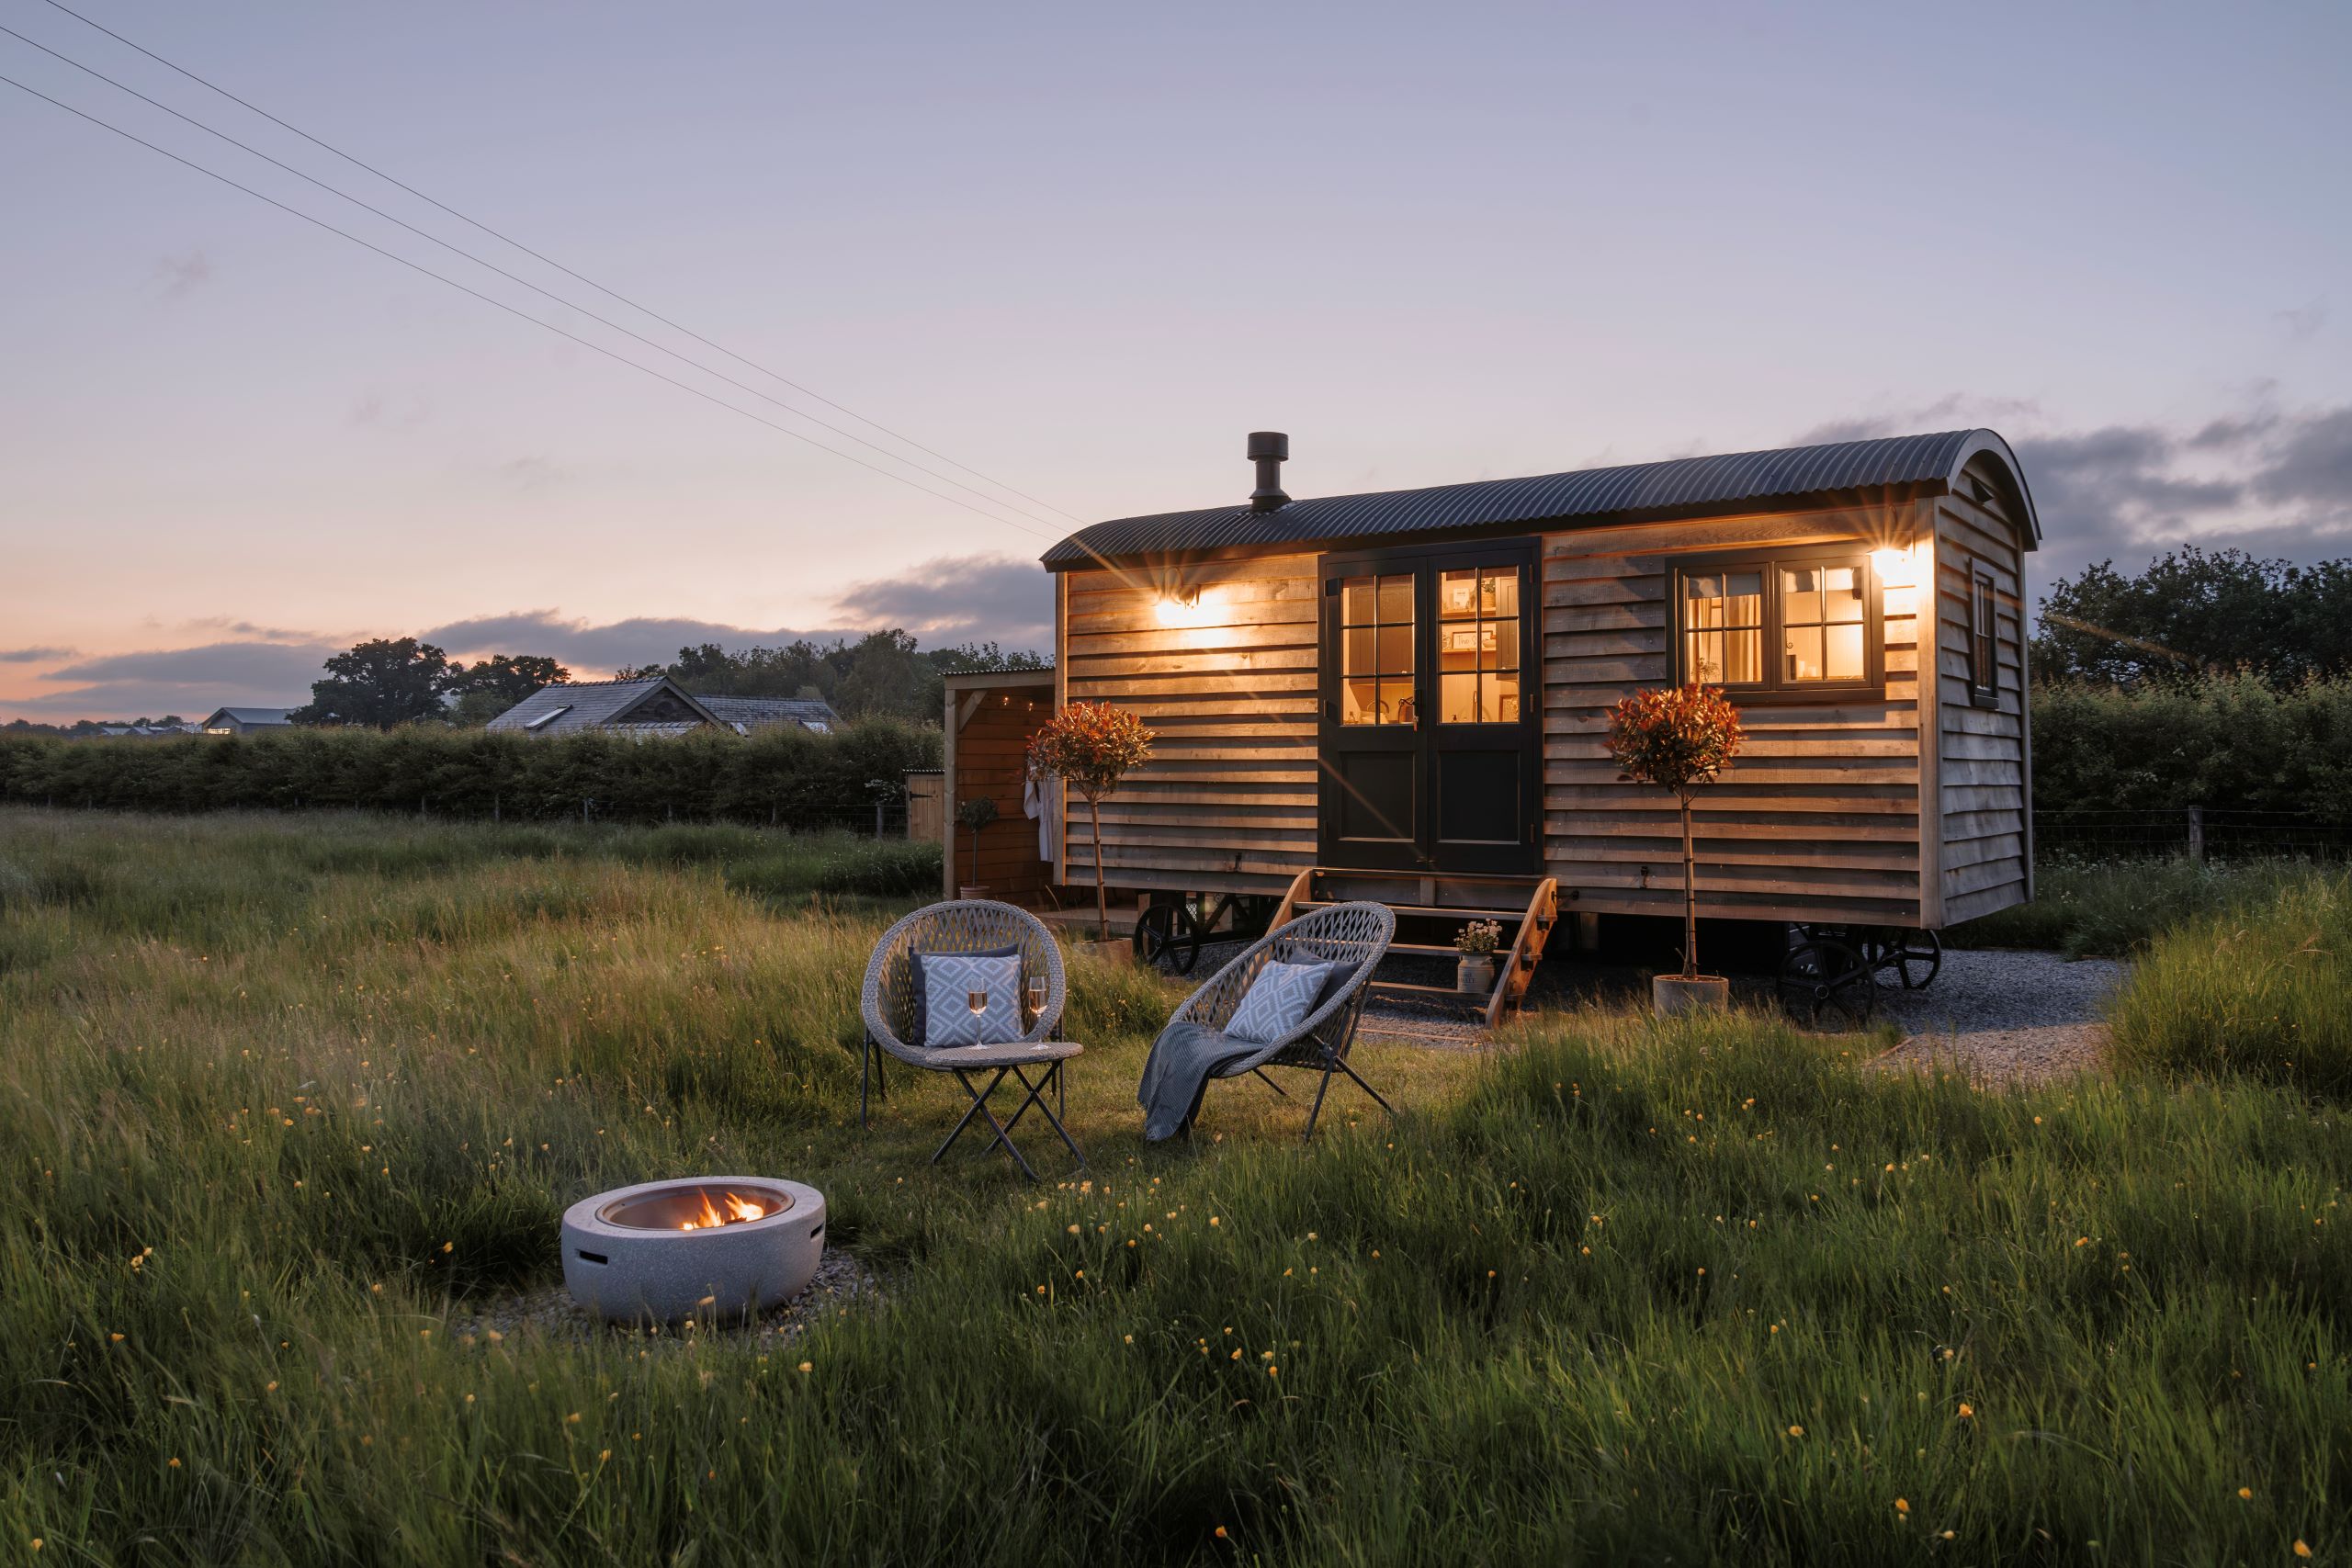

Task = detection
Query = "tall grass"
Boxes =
[1948,853,2317,957]
[2109,869,2352,1097]
[2,808,2346,1564]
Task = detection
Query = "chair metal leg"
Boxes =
[1252,1066,1290,1098]
[934,1067,1011,1163]
[1337,1058,1397,1120]
[1302,1060,1338,1142]
[859,1038,873,1129]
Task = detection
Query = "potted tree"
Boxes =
[956,795,999,899]
[1027,701,1155,957]
[1604,682,1746,1015]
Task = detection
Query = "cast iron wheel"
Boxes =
[1133,900,1204,975]
[1777,939,1878,1030]
[1860,928,1942,991]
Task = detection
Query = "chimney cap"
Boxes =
[1247,431,1288,461]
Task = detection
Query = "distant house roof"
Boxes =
[485,677,726,737]
[1041,429,2040,570]
[695,694,840,732]
[200,706,293,728]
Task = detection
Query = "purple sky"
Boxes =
[3,1,2346,719]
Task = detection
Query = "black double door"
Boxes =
[1317,539,1541,875]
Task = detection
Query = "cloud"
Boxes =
[0,647,73,663]
[41,640,335,689]
[420,612,839,675]
[830,553,1053,650]
[152,248,212,301]
[1790,397,2352,585]
[492,456,563,491]
[4,638,329,720]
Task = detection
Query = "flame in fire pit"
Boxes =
[678,1190,770,1230]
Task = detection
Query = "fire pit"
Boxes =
[561,1177,827,1324]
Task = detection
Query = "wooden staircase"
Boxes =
[1271,867,1561,1031]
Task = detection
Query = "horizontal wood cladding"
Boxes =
[1059,555,1322,896]
[1934,476,2031,924]
[1536,506,1929,926]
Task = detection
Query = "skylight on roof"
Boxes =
[524,705,572,731]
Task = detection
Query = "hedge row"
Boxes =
[2032,671,2352,819]
[0,720,942,828]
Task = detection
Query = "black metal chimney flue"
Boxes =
[1248,431,1289,513]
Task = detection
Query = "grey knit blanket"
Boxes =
[1136,1021,1259,1142]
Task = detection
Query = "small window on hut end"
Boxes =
[1671,548,1881,702]
[1968,566,1999,707]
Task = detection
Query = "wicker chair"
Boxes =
[1156,900,1396,1140]
[859,900,1082,1179]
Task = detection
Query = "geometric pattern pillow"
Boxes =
[1224,959,1335,1045]
[910,943,1021,1043]
[919,953,1023,1046]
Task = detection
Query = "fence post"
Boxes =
[874,801,885,840]
[2186,806,2204,863]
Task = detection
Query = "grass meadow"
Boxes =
[2,808,2348,1565]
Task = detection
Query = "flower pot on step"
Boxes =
[1456,955,1497,994]
[957,885,990,900]
[1652,974,1730,1016]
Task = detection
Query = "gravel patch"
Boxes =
[1871,948,2126,1084]
[449,1247,880,1353]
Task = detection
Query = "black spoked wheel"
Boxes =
[1778,939,1878,1029]
[1860,928,1942,991]
[1133,900,1204,975]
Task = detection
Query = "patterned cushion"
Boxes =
[910,943,1020,1042]
[919,953,1024,1047]
[1225,959,1336,1045]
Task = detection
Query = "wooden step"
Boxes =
[1296,898,1533,924]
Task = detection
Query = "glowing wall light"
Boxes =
[1869,546,1917,588]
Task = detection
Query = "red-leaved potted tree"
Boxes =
[1026,701,1156,947]
[1604,682,1745,1014]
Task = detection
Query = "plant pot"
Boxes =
[957,885,990,901]
[1075,938,1133,967]
[1652,974,1731,1016]
[1456,955,1497,994]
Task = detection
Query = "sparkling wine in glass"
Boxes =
[967,987,989,1022]
[1026,976,1048,1019]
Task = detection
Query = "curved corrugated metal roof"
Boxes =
[1042,429,2037,570]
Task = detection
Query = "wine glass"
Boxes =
[1026,976,1048,1025]
[966,987,989,1024]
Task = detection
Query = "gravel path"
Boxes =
[1871,947,2125,1084]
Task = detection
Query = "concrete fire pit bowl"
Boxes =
[560,1177,827,1324]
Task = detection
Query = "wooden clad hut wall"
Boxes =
[1538,502,1933,927]
[944,682,1053,903]
[1058,556,1320,894]
[1933,458,2032,922]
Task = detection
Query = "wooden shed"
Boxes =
[1040,430,2041,1012]
[940,668,1057,905]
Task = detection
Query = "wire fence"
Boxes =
[2033,807,2352,863]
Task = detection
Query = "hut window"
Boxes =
[1673,550,1881,697]
[1340,573,1416,725]
[1437,567,1521,724]
[1969,566,1998,705]
[1680,570,1763,685]
[1780,563,1866,683]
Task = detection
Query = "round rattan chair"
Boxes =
[858,899,1080,1179]
[1157,900,1396,1140]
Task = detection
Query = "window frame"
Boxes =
[1967,563,2000,708]
[1667,544,1884,704]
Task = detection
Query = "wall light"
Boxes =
[1154,585,1206,627]
[1870,547,1917,589]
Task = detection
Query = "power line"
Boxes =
[32,0,1086,527]
[0,70,1057,542]
[0,20,1075,536]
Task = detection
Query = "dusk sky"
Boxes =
[3,1,2346,720]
